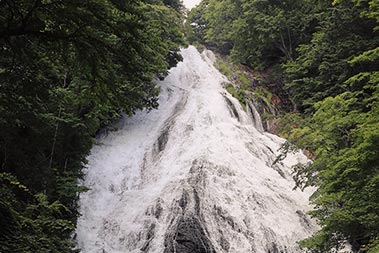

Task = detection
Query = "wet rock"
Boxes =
[219,235,230,251]
[140,223,156,252]
[179,190,190,210]
[164,216,216,253]
[154,201,163,219]
[296,210,312,229]
[157,128,169,153]
[224,96,241,122]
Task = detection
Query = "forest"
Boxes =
[0,0,378,252]
[188,0,379,252]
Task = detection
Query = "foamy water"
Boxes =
[76,46,317,253]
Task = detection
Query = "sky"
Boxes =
[182,0,201,9]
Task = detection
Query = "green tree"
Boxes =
[291,91,379,252]
[284,0,379,113]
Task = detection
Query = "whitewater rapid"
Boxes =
[76,46,317,253]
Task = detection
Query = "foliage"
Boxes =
[215,57,233,77]
[239,74,250,88]
[189,0,315,68]
[284,0,379,113]
[0,172,79,252]
[0,0,184,251]
[225,83,246,109]
[275,112,304,139]
[253,87,274,109]
[293,92,379,251]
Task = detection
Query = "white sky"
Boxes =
[182,0,201,9]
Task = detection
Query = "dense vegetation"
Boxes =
[188,0,379,252]
[0,0,184,251]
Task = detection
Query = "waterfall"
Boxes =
[246,100,265,132]
[76,46,317,253]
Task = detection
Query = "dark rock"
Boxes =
[140,223,156,252]
[157,128,169,153]
[179,190,190,210]
[155,201,163,219]
[164,216,216,253]
[296,210,312,229]
[267,242,287,253]
[224,96,241,122]
[219,235,230,251]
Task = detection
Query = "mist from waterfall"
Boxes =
[76,46,317,253]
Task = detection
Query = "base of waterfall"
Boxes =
[76,46,318,253]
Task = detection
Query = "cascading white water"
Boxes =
[76,46,318,253]
[246,100,264,132]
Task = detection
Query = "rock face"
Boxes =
[164,161,216,253]
[164,215,215,253]
[76,46,318,253]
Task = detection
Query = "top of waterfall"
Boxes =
[201,49,217,65]
[183,0,201,10]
